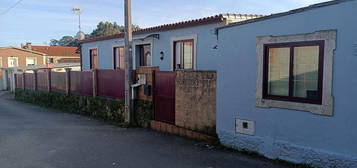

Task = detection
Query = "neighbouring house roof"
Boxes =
[0,46,46,56]
[217,0,355,30]
[80,14,264,44]
[57,58,81,63]
[31,46,80,57]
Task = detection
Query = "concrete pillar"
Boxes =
[92,69,98,98]
[5,69,9,91]
[22,71,26,90]
[33,69,38,91]
[47,69,52,92]
[65,68,71,95]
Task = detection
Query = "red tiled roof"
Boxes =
[57,58,81,63]
[31,46,80,57]
[80,14,263,44]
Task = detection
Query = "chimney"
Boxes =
[25,42,32,50]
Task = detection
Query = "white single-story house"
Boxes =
[80,14,262,71]
[216,0,357,167]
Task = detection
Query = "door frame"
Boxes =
[89,47,98,69]
[133,40,153,69]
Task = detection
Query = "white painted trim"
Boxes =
[255,30,336,116]
[7,57,19,67]
[88,47,99,69]
[132,39,154,70]
[170,34,198,71]
[25,57,38,66]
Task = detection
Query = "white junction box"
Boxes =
[236,118,255,136]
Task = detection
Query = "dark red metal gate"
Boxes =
[154,71,176,124]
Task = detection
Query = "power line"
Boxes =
[0,0,24,16]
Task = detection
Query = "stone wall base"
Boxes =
[218,130,357,168]
[151,120,217,144]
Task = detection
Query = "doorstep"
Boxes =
[150,120,217,144]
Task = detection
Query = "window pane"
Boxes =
[119,47,125,70]
[293,46,319,99]
[175,42,182,69]
[268,48,290,96]
[183,41,193,69]
[144,45,151,66]
[26,58,36,66]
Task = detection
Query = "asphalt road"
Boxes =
[0,91,292,168]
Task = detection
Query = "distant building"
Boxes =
[0,46,46,69]
[22,43,80,65]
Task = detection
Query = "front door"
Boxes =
[154,71,176,124]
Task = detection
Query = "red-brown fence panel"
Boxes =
[70,71,93,96]
[154,71,176,124]
[37,71,48,90]
[51,72,66,92]
[97,69,125,99]
[15,74,23,88]
[24,73,35,89]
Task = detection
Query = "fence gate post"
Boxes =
[47,68,51,92]
[4,69,9,91]
[33,69,38,91]
[65,68,71,95]
[92,69,98,98]
[22,71,26,90]
[14,73,17,91]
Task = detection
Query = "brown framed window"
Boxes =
[113,47,125,70]
[263,40,324,104]
[137,44,151,67]
[89,48,98,69]
[174,39,194,70]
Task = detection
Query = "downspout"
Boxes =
[79,44,83,71]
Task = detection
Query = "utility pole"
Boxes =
[124,0,133,124]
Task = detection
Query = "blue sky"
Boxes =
[0,0,327,46]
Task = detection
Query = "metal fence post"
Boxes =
[33,69,38,91]
[65,68,71,95]
[22,71,26,90]
[92,69,98,98]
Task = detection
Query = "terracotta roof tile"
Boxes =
[31,46,80,57]
[80,14,263,43]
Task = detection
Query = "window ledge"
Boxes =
[256,97,333,116]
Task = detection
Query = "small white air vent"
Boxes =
[236,118,255,136]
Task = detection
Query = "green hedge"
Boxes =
[15,89,153,127]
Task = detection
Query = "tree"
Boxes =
[50,39,59,46]
[90,21,140,38]
[50,36,79,47]
[90,21,123,37]
[49,21,140,46]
